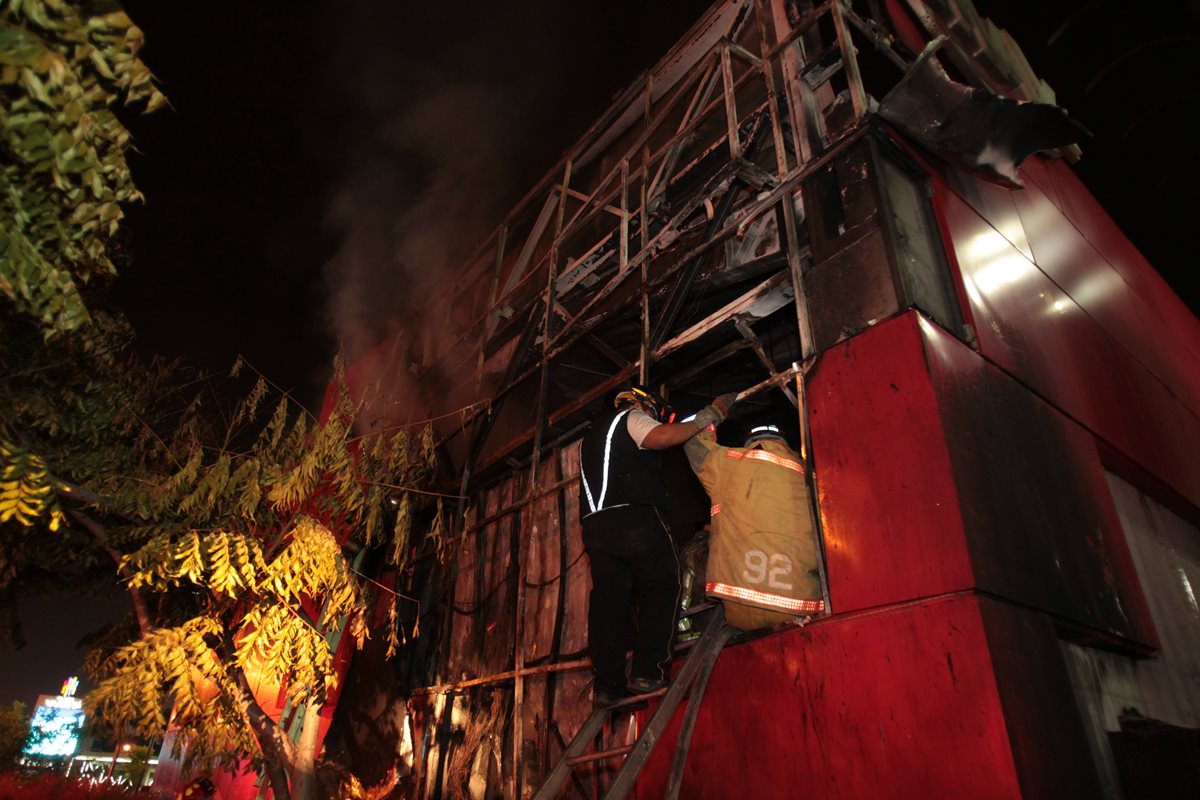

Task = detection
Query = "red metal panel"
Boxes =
[1019,209,1182,415]
[1060,315,1146,463]
[1016,155,1061,210]
[1012,188,1124,322]
[882,0,927,54]
[935,188,1034,377]
[1033,160,1200,405]
[806,313,973,612]
[941,167,1033,262]
[634,595,1022,800]
[920,315,1153,641]
[933,174,1200,513]
[1128,361,1200,506]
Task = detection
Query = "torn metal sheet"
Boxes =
[878,38,1089,188]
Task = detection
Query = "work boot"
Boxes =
[593,686,629,710]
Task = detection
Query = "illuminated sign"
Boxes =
[26,703,85,757]
[43,695,83,710]
[26,677,87,758]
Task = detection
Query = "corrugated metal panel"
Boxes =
[448,480,519,680]
[978,598,1104,799]
[1060,641,1143,799]
[1055,473,1200,799]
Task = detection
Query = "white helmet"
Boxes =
[743,423,784,447]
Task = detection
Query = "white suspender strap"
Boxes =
[580,410,630,515]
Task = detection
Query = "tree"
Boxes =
[116,743,152,788]
[0,701,32,771]
[1,0,165,639]
[1,280,441,800]
[1,0,164,336]
[81,368,441,800]
[2,6,442,798]
[0,311,185,641]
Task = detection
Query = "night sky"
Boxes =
[110,0,704,409]
[3,1,1197,707]
[108,0,1200,408]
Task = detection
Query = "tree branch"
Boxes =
[53,478,140,525]
[66,509,150,634]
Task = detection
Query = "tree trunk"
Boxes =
[289,699,325,800]
[231,666,294,800]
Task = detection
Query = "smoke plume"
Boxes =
[317,1,701,416]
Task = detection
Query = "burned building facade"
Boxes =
[318,1,1200,798]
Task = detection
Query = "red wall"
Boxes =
[934,156,1200,513]
[635,594,1104,799]
[804,311,1149,639]
[806,312,972,612]
[633,309,1118,798]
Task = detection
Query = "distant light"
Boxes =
[122,743,132,752]
[60,676,80,697]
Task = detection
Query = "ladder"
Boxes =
[531,606,733,800]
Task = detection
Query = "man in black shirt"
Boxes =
[579,385,734,707]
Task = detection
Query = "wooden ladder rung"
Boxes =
[567,745,634,767]
[609,687,668,709]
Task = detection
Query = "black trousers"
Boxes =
[582,505,680,694]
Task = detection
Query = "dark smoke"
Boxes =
[318,1,702,388]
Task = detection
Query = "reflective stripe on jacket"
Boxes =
[684,429,823,630]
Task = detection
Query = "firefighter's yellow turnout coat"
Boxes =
[684,429,824,630]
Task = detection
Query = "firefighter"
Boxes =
[683,421,824,631]
[579,384,735,707]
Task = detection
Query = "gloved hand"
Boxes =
[691,392,738,429]
[712,392,738,418]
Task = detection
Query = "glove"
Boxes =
[712,392,738,418]
[692,393,738,429]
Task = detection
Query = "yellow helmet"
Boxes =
[613,384,665,421]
